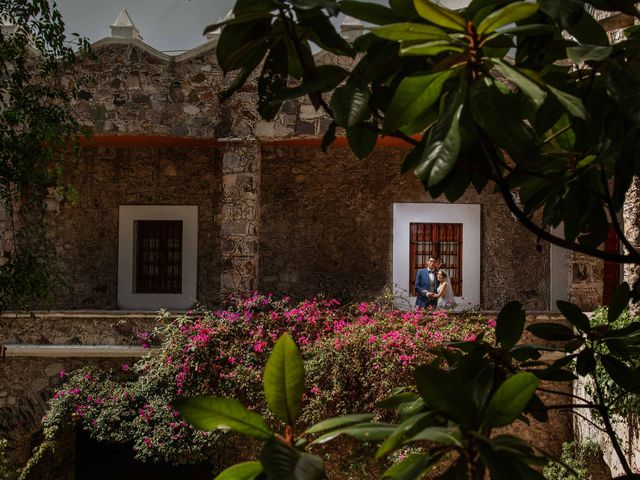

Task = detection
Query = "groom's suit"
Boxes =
[415,268,439,308]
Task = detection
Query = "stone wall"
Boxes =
[68,41,224,138]
[43,146,222,308]
[259,145,550,309]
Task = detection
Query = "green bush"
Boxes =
[543,441,600,480]
[0,438,9,480]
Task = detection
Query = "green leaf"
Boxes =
[469,78,535,157]
[261,438,325,480]
[384,69,456,133]
[340,0,400,25]
[608,282,631,323]
[484,373,539,427]
[376,413,430,458]
[567,45,613,63]
[310,422,396,445]
[557,300,590,332]
[382,454,439,480]
[576,348,596,376]
[546,85,587,120]
[263,333,305,425]
[413,0,467,31]
[214,461,263,480]
[305,414,374,434]
[258,41,289,120]
[414,102,464,187]
[272,66,349,103]
[567,10,609,45]
[321,122,336,153]
[331,86,370,127]
[372,22,449,42]
[298,10,355,57]
[495,300,525,351]
[414,365,478,427]
[526,322,575,341]
[405,426,462,446]
[477,2,539,35]
[217,19,271,73]
[400,40,465,56]
[171,396,272,440]
[492,60,546,108]
[347,124,378,159]
[601,355,637,391]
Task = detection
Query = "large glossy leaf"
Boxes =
[538,0,584,29]
[405,426,462,446]
[477,2,539,35]
[384,69,455,133]
[340,0,400,25]
[310,422,396,444]
[305,414,374,434]
[382,454,439,480]
[376,413,430,458]
[414,101,464,187]
[413,0,467,31]
[495,300,525,351]
[347,124,378,159]
[258,41,289,120]
[414,365,478,427]
[470,78,534,157]
[172,396,272,440]
[261,438,325,480]
[372,22,449,42]
[214,461,263,480]
[557,300,590,332]
[400,41,465,56]
[217,19,272,73]
[331,86,370,127]
[272,66,349,103]
[567,10,609,45]
[484,372,539,427]
[298,9,355,57]
[601,355,638,391]
[263,333,304,425]
[567,45,613,63]
[546,85,587,120]
[608,282,631,323]
[492,60,546,108]
[526,322,575,341]
[576,348,596,376]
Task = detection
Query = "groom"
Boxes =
[415,256,440,308]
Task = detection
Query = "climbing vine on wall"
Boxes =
[0,0,88,311]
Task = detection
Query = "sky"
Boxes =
[57,0,469,54]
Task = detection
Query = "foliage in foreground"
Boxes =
[21,294,491,478]
[216,0,640,282]
[0,0,88,311]
[174,284,640,479]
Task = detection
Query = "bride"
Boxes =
[428,270,455,308]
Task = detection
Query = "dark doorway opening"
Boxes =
[75,429,213,480]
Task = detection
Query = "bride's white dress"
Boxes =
[437,281,455,307]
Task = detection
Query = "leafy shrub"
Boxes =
[543,441,600,480]
[34,294,494,470]
[0,438,9,480]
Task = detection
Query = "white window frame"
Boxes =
[393,203,481,309]
[118,205,198,310]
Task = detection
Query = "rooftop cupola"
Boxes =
[110,9,142,40]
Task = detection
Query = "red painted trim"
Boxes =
[78,134,420,149]
[79,135,221,148]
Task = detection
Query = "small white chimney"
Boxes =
[110,9,142,41]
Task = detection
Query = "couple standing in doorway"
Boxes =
[415,256,455,309]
